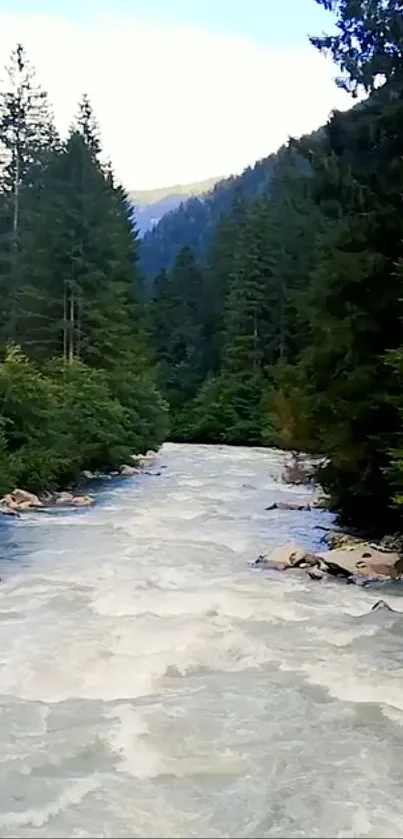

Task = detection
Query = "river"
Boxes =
[0,443,403,838]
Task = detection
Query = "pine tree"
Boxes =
[293,90,403,530]
[0,43,56,347]
[148,245,205,428]
[311,0,403,94]
[203,193,247,374]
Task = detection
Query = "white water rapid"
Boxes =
[0,443,403,838]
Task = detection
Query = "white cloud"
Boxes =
[0,11,354,189]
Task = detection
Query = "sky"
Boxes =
[0,0,354,190]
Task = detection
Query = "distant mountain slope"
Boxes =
[138,145,303,279]
[129,176,223,236]
[139,101,371,281]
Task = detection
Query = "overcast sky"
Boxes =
[0,0,355,190]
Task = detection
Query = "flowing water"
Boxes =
[0,443,403,838]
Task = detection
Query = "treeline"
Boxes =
[147,0,403,534]
[0,45,168,496]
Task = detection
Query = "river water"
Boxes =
[0,443,403,838]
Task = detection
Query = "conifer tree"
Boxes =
[0,43,56,347]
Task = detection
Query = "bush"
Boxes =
[0,346,168,496]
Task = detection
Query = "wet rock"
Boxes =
[12,489,43,507]
[120,464,140,476]
[317,546,403,580]
[130,450,158,468]
[254,537,403,586]
[266,500,312,512]
[290,551,320,569]
[70,495,95,507]
[256,542,308,568]
[308,568,324,581]
[50,491,95,508]
[0,488,43,514]
[55,491,74,505]
[82,469,95,480]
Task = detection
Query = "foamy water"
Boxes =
[0,443,403,837]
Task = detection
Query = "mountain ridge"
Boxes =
[129,175,223,236]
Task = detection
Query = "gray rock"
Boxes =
[308,568,324,581]
[266,501,311,512]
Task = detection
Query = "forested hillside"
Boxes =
[147,0,403,535]
[139,151,292,279]
[0,45,168,496]
[130,176,222,236]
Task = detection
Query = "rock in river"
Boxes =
[254,539,403,584]
[1,488,43,514]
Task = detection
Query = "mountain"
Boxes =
[138,146,304,280]
[129,176,223,236]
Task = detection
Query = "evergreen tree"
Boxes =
[311,0,403,94]
[0,44,56,347]
[202,193,247,374]
[148,245,205,429]
[292,89,403,529]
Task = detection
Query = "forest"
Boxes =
[0,46,168,497]
[146,0,403,534]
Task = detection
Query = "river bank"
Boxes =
[0,450,159,517]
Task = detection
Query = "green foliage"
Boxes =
[0,346,166,494]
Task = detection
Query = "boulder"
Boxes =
[82,469,95,480]
[120,464,140,476]
[317,546,403,579]
[11,488,42,508]
[253,538,403,585]
[55,491,74,505]
[256,542,308,568]
[130,450,158,468]
[266,501,311,512]
[1,493,19,511]
[70,495,95,507]
[0,488,43,513]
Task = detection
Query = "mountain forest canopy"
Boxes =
[145,0,403,535]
